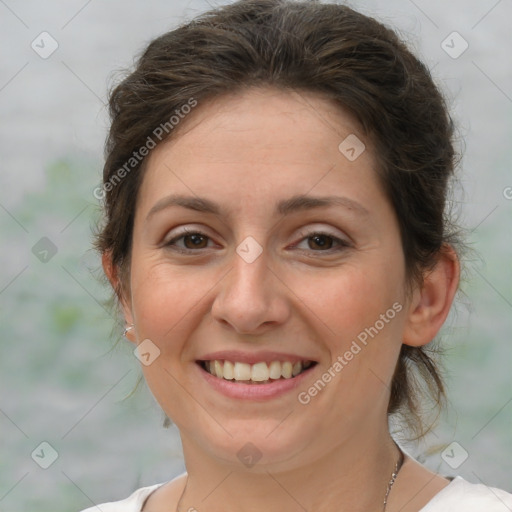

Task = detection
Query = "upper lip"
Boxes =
[196,350,318,365]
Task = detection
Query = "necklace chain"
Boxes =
[176,447,405,512]
[383,446,405,511]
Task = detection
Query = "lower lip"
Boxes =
[195,362,317,401]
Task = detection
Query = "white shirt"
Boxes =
[79,474,512,511]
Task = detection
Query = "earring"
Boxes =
[123,324,134,338]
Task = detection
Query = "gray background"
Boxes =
[0,1,511,511]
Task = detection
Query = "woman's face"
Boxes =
[122,87,412,469]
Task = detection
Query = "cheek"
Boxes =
[307,272,404,411]
[129,259,202,349]
[304,262,406,397]
[304,263,404,337]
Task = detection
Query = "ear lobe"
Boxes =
[402,244,460,347]
[101,250,134,330]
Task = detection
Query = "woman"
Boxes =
[83,0,512,510]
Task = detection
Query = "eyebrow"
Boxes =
[145,193,369,222]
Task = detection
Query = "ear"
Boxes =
[402,244,460,347]
[102,250,135,343]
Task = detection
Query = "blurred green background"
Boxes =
[1,1,511,511]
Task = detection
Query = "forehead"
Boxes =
[137,87,381,218]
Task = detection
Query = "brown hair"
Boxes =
[95,0,465,438]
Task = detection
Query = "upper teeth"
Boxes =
[204,360,313,382]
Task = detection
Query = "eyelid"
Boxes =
[294,224,352,244]
[164,225,209,241]
[163,226,215,250]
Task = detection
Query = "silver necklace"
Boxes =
[383,447,405,511]
[176,448,405,511]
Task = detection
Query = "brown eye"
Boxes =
[182,233,209,249]
[308,234,335,250]
[294,231,351,254]
[164,229,213,252]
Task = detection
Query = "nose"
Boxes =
[210,246,290,335]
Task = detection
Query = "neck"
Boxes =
[178,422,400,512]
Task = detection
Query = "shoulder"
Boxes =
[420,476,512,511]
[77,482,165,512]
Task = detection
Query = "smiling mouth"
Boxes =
[197,359,317,384]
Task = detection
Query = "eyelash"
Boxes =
[163,228,351,255]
